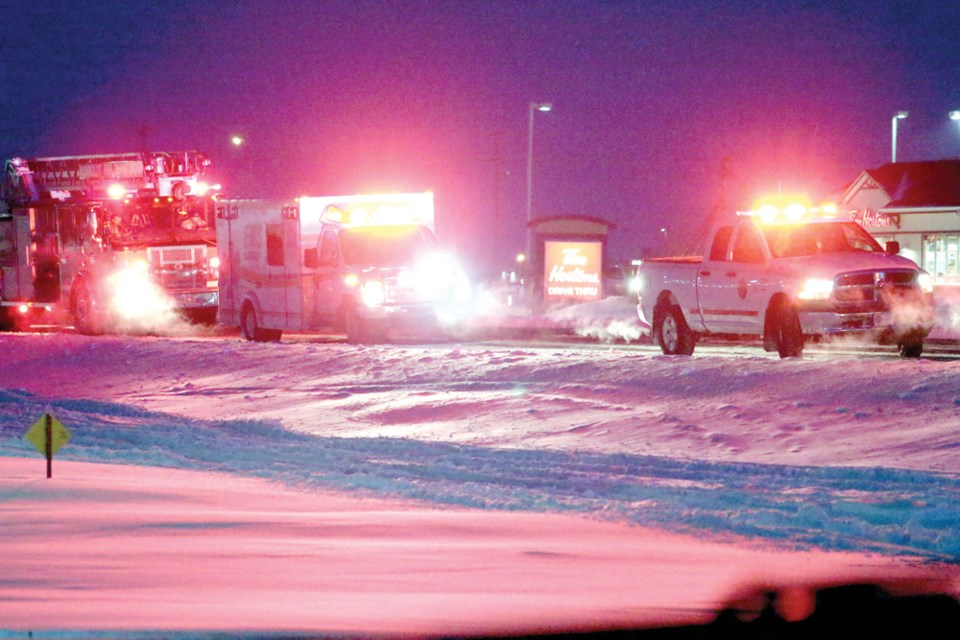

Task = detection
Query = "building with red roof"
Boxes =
[839,160,960,284]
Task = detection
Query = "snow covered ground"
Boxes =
[1,298,959,635]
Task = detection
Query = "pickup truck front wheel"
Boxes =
[654,303,696,356]
[897,333,924,358]
[769,302,803,359]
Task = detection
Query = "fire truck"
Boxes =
[216,192,471,343]
[0,151,220,332]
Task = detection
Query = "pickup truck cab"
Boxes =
[636,205,935,358]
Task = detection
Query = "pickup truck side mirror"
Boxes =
[885,240,901,255]
[304,248,319,269]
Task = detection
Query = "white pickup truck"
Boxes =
[636,207,936,358]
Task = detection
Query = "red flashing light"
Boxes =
[741,195,839,224]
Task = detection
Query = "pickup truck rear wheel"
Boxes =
[654,304,696,355]
[897,335,924,358]
[771,302,803,358]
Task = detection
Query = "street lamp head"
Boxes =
[531,102,553,112]
[890,112,908,164]
[950,110,960,121]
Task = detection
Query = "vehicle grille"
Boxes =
[383,272,452,304]
[384,274,424,304]
[147,245,208,291]
[834,269,920,309]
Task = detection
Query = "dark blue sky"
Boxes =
[3,1,959,269]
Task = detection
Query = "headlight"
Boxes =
[917,271,933,294]
[107,261,171,319]
[360,279,385,306]
[797,278,834,300]
[109,261,151,294]
[207,256,221,280]
[414,252,470,302]
[453,273,472,304]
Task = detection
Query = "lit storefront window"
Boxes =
[922,234,960,284]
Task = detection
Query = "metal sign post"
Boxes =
[45,413,52,478]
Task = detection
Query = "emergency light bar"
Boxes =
[738,196,839,225]
[299,192,435,228]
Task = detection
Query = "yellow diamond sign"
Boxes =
[24,413,72,456]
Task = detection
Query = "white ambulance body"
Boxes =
[216,193,470,342]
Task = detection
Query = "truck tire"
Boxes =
[653,303,696,355]
[344,304,385,345]
[770,301,803,359]
[71,281,103,335]
[240,302,281,342]
[897,336,924,358]
[240,303,259,341]
[0,307,14,332]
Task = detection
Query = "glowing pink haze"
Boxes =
[4,2,960,270]
[4,458,951,634]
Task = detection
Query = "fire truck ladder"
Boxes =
[3,152,208,202]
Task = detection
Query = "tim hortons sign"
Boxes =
[544,240,602,302]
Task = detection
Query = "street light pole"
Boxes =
[525,102,552,261]
[891,111,908,163]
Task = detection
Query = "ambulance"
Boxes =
[216,192,471,342]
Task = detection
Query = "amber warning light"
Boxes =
[300,193,435,229]
[740,196,839,225]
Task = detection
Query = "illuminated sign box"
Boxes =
[544,240,602,303]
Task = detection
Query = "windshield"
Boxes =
[762,221,884,258]
[101,196,215,246]
[340,224,436,266]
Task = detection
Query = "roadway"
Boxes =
[15,320,960,361]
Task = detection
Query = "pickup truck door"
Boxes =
[697,222,768,334]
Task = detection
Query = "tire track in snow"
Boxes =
[1,388,957,562]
